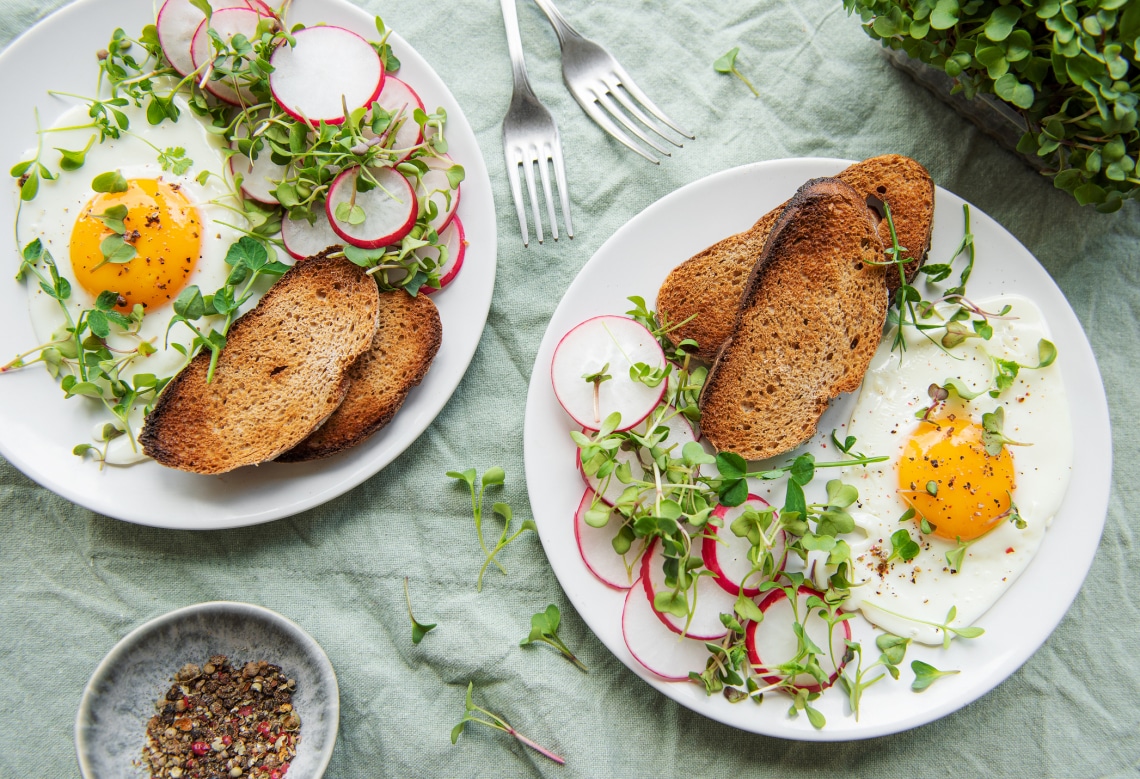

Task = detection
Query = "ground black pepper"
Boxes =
[141,655,300,779]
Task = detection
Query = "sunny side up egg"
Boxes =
[17,96,248,464]
[834,294,1073,645]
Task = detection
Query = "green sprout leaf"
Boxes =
[403,577,437,645]
[520,604,587,672]
[911,660,960,692]
[713,47,759,97]
[91,170,128,193]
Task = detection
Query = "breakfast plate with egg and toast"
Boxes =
[0,0,495,529]
[523,156,1110,739]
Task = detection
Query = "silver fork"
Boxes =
[531,0,694,164]
[500,0,573,246]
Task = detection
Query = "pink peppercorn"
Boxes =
[221,735,232,746]
[191,741,209,756]
[256,721,272,738]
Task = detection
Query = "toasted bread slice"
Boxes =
[139,255,380,474]
[697,178,887,461]
[657,154,933,361]
[278,289,442,462]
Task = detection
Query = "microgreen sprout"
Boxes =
[838,633,910,720]
[980,406,1029,456]
[886,529,921,564]
[520,604,587,672]
[713,47,759,97]
[451,682,565,765]
[447,467,536,590]
[867,604,984,650]
[911,660,959,692]
[581,362,612,425]
[403,577,437,645]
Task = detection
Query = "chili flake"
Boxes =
[141,655,300,779]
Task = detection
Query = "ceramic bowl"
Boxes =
[76,602,339,777]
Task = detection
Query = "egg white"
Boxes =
[833,294,1073,644]
[16,97,249,463]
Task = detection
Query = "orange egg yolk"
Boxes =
[897,414,1015,542]
[69,178,202,312]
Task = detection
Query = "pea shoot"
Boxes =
[447,467,536,590]
[451,682,565,765]
[520,604,587,672]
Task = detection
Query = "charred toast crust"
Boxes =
[698,178,888,460]
[657,155,933,362]
[139,255,380,474]
[278,290,443,462]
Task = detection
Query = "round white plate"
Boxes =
[522,158,1111,740]
[76,601,338,778]
[0,0,496,528]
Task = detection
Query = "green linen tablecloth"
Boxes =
[1,0,1137,776]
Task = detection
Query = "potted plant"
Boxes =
[843,0,1139,212]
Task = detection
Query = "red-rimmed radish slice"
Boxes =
[270,26,384,125]
[280,212,344,260]
[574,488,644,590]
[368,76,425,163]
[640,538,736,641]
[551,315,666,432]
[622,577,710,681]
[577,406,698,507]
[229,151,286,205]
[190,8,274,106]
[745,585,850,694]
[417,217,465,294]
[157,0,273,77]
[416,154,461,232]
[702,496,786,597]
[326,166,417,249]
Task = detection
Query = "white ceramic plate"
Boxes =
[76,601,338,778]
[0,0,495,528]
[522,158,1112,740]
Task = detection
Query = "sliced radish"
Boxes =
[229,148,287,205]
[745,585,850,694]
[280,212,344,260]
[417,217,465,294]
[578,406,698,507]
[270,26,384,125]
[190,8,274,106]
[574,489,645,590]
[415,154,461,233]
[367,76,425,163]
[326,166,417,249]
[157,0,273,77]
[641,538,737,641]
[622,577,711,682]
[551,315,666,432]
[703,496,786,597]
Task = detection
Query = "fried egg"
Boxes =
[834,294,1072,644]
[17,96,248,463]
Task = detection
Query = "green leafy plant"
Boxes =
[714,47,760,97]
[843,0,1139,212]
[403,577,437,645]
[447,467,536,590]
[911,659,960,691]
[451,682,565,765]
[520,605,588,672]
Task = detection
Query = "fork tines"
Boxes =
[504,132,573,247]
[573,59,694,164]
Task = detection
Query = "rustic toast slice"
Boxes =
[139,255,380,474]
[657,154,933,361]
[697,178,888,461]
[278,289,442,462]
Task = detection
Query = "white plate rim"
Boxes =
[523,157,1112,741]
[0,0,496,529]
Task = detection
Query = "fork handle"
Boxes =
[531,0,583,48]
[500,0,537,94]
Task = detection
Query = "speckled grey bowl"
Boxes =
[76,602,339,778]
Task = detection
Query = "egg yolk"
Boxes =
[897,414,1015,541]
[70,178,201,312]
